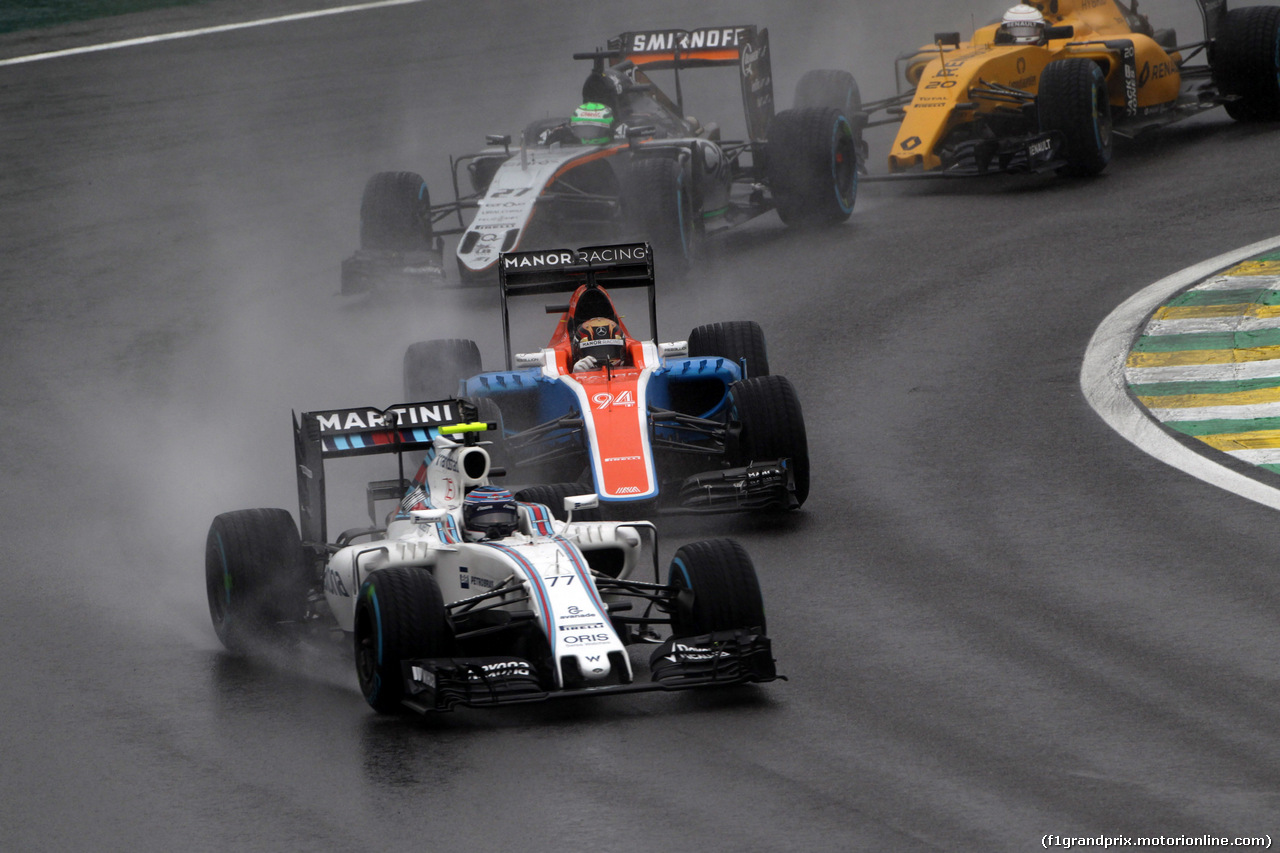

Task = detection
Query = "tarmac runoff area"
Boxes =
[1083,235,1280,511]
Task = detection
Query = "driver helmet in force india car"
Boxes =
[574,317,626,367]
[570,102,616,144]
[1000,4,1046,43]
[462,486,519,541]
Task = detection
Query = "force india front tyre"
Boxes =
[403,338,482,401]
[1037,58,1113,177]
[354,567,456,714]
[205,508,311,653]
[668,539,766,638]
[359,171,433,250]
[1214,5,1280,122]
[625,156,697,269]
[687,320,770,379]
[729,374,810,507]
[766,106,857,227]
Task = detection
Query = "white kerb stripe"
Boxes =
[0,0,426,67]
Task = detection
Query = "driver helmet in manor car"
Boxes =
[1001,4,1047,43]
[570,102,616,144]
[462,486,519,541]
[574,317,626,367]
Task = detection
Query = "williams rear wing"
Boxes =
[292,399,470,545]
[497,242,657,370]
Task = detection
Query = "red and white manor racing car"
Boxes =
[204,398,778,714]
[403,243,810,516]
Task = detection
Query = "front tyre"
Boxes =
[687,320,770,378]
[205,509,310,653]
[668,539,766,637]
[1214,6,1280,122]
[403,338,481,401]
[1037,58,1113,177]
[766,107,858,227]
[359,171,432,250]
[354,567,455,714]
[625,157,696,270]
[730,375,810,507]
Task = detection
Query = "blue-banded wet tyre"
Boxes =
[205,508,310,653]
[354,567,455,714]
[688,320,770,378]
[1213,5,1280,122]
[668,539,765,637]
[359,171,432,250]
[793,69,868,170]
[729,374,810,507]
[766,106,858,226]
[1037,58,1113,177]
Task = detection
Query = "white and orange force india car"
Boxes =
[204,400,778,714]
[401,243,810,516]
[858,0,1280,179]
[340,24,860,292]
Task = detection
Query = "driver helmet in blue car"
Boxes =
[570,102,616,144]
[462,486,519,540]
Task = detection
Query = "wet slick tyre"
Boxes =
[1214,6,1280,122]
[514,483,602,522]
[688,320,770,378]
[403,338,481,400]
[766,106,857,227]
[1037,58,1113,177]
[205,508,309,654]
[359,171,432,250]
[668,539,765,637]
[354,567,455,714]
[730,374,810,507]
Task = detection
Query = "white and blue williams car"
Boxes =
[204,398,779,715]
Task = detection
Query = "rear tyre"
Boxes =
[625,157,696,270]
[354,567,455,714]
[668,539,766,637]
[766,107,857,227]
[514,483,603,522]
[1037,59,1113,177]
[359,171,432,250]
[794,70,868,169]
[403,338,482,401]
[729,375,810,507]
[687,321,770,378]
[205,509,310,653]
[1214,6,1280,122]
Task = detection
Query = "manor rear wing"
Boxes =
[292,399,471,544]
[497,242,657,370]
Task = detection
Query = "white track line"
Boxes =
[1081,234,1280,511]
[0,0,426,67]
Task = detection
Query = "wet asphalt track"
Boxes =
[2,1,1280,850]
